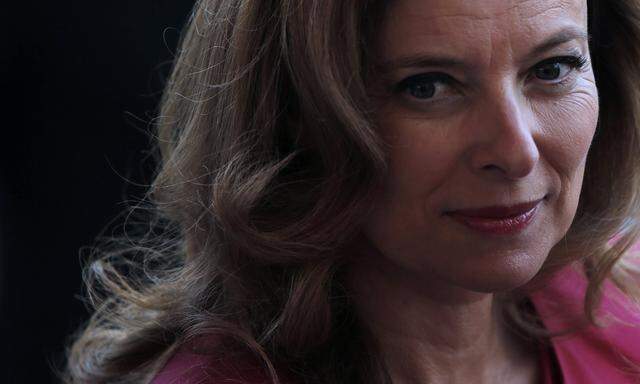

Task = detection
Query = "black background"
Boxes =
[3,1,195,382]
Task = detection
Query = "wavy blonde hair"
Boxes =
[65,0,640,383]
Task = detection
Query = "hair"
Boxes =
[64,0,640,383]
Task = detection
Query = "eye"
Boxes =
[532,55,588,82]
[395,73,457,101]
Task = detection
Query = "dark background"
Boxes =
[2,1,195,382]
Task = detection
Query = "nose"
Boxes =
[467,85,540,181]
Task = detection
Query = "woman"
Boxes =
[65,0,640,383]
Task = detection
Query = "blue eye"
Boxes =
[394,55,588,102]
[532,55,588,81]
[535,62,564,80]
[396,73,455,100]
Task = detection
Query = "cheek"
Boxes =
[375,110,463,201]
[534,81,599,227]
[534,81,599,178]
[364,112,461,253]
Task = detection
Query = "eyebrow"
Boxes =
[378,26,590,73]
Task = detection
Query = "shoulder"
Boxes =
[529,256,640,383]
[149,336,283,384]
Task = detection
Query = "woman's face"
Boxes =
[363,0,598,293]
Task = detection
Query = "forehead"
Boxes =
[377,0,588,64]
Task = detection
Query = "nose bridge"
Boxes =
[469,80,540,180]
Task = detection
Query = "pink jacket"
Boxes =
[152,260,640,383]
[531,261,640,383]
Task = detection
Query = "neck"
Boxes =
[346,253,539,384]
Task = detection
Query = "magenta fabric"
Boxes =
[538,342,556,384]
[150,335,280,384]
[530,259,640,383]
[152,249,640,384]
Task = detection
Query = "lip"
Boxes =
[446,199,544,219]
[445,199,543,235]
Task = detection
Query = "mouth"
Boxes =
[445,198,544,219]
[444,198,544,235]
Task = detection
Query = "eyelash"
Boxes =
[395,55,589,101]
[532,55,588,85]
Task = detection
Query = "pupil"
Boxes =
[536,63,561,80]
[409,82,435,99]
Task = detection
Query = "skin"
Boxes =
[348,0,599,383]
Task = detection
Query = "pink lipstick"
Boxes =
[446,200,542,235]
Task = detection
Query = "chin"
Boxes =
[446,249,547,293]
